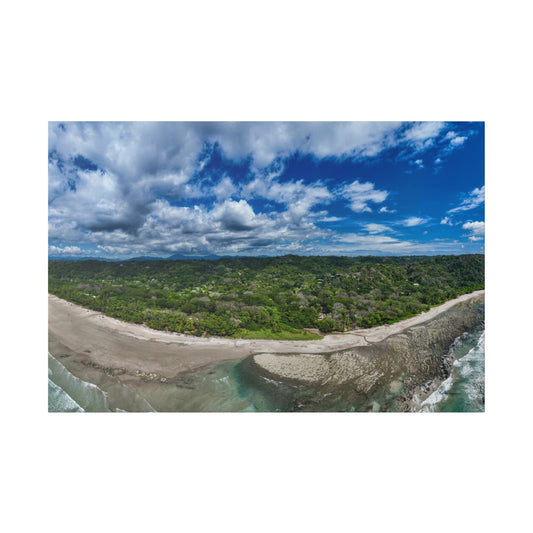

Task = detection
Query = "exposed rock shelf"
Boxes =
[250,294,485,408]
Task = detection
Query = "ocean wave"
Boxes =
[48,353,110,412]
[418,330,485,412]
[419,375,454,412]
[48,379,85,412]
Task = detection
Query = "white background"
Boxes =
[2,1,532,532]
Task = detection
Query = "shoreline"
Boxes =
[248,293,485,411]
[49,290,484,378]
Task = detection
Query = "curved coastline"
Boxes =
[249,293,485,411]
[49,291,484,411]
[48,290,484,379]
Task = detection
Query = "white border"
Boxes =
[4,1,531,532]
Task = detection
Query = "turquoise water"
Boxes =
[48,328,485,413]
[419,329,485,412]
[48,352,254,412]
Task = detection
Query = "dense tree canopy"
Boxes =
[49,254,484,339]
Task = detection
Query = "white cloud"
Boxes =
[212,176,237,200]
[50,121,455,184]
[439,129,472,158]
[324,234,477,255]
[340,179,388,213]
[48,122,481,258]
[243,175,332,222]
[440,216,453,225]
[401,216,428,227]
[400,122,446,151]
[444,130,468,147]
[462,220,485,241]
[48,245,83,255]
[335,233,407,249]
[48,121,461,241]
[96,196,331,258]
[49,166,146,234]
[318,216,344,222]
[211,199,260,231]
[450,136,467,147]
[299,122,403,159]
[363,223,393,234]
[448,185,485,213]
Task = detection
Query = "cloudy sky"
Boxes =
[48,121,484,259]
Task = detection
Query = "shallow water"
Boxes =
[48,353,110,411]
[48,378,84,412]
[48,352,255,412]
[48,327,485,413]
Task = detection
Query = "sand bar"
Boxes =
[48,290,484,377]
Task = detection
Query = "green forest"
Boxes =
[48,254,484,340]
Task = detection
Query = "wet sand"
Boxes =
[48,290,484,378]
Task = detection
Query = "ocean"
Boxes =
[48,327,485,413]
[418,329,485,412]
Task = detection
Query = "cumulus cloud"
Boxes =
[48,121,457,236]
[212,176,237,200]
[48,166,150,234]
[440,216,453,225]
[243,175,332,222]
[450,136,467,147]
[340,179,388,213]
[104,196,330,258]
[49,245,83,255]
[444,131,468,147]
[50,121,455,182]
[462,221,485,241]
[400,122,446,151]
[214,121,433,165]
[448,185,485,213]
[48,122,482,258]
[211,200,260,231]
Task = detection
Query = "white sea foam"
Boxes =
[48,379,85,412]
[419,375,454,412]
[260,375,284,386]
[453,334,484,378]
[418,330,485,412]
[48,353,110,412]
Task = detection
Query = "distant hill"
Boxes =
[167,253,221,261]
[127,253,222,261]
[48,256,117,262]
[50,253,222,262]
[126,255,167,261]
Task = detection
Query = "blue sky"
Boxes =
[48,121,484,259]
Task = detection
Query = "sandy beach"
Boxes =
[49,290,485,378]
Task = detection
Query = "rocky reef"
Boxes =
[248,294,485,411]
